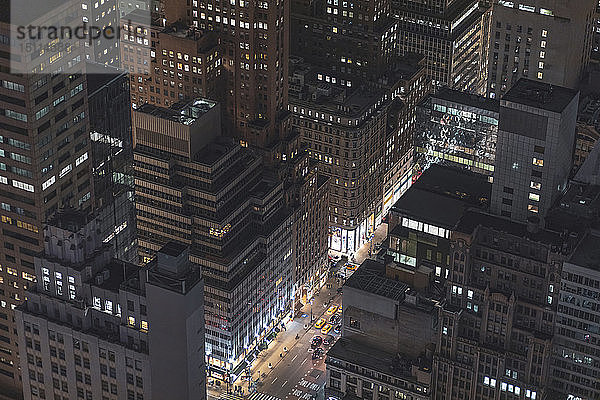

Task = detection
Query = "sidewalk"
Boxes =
[208,276,343,399]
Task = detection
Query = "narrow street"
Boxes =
[208,223,388,400]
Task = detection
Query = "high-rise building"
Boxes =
[0,5,95,393]
[395,0,489,91]
[288,55,428,254]
[86,64,138,263]
[433,208,579,400]
[484,0,596,99]
[120,13,222,109]
[132,99,295,379]
[14,211,206,400]
[188,0,290,146]
[290,0,399,83]
[490,79,578,224]
[414,88,499,177]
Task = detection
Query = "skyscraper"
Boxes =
[15,212,206,400]
[0,4,95,393]
[132,99,295,379]
[396,0,489,92]
[485,0,596,99]
[490,78,578,224]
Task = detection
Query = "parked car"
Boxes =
[311,336,323,348]
[312,347,324,359]
[334,324,342,334]
[323,335,335,345]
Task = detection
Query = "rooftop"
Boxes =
[159,241,188,258]
[502,78,578,113]
[390,165,490,227]
[193,137,238,166]
[136,98,217,126]
[93,260,139,292]
[433,87,500,114]
[455,210,564,247]
[569,232,600,272]
[344,259,408,302]
[327,338,431,383]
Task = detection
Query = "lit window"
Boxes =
[537,72,543,79]
[141,321,148,331]
[532,157,544,167]
[128,316,135,327]
[529,193,540,202]
[541,29,547,37]
[540,40,546,48]
[547,296,552,304]
[538,61,544,69]
[539,51,545,58]
[528,204,539,213]
[530,181,541,190]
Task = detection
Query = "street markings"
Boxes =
[248,392,282,400]
[219,393,244,400]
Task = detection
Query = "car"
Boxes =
[311,335,323,348]
[323,335,335,345]
[330,314,341,324]
[334,324,341,334]
[321,323,333,335]
[312,347,324,359]
[326,305,338,315]
[314,318,326,329]
[346,264,358,272]
[331,255,341,262]
[336,307,342,315]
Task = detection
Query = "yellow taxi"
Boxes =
[326,305,338,315]
[314,318,326,329]
[321,323,333,335]
[346,264,358,272]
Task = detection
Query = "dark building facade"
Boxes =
[0,7,95,393]
[484,0,596,99]
[395,0,489,92]
[490,79,578,224]
[15,212,206,400]
[132,99,295,377]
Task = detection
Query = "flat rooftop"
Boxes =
[569,232,600,272]
[502,78,578,113]
[344,259,408,302]
[136,98,217,126]
[159,241,188,257]
[455,210,563,247]
[193,137,238,166]
[433,87,500,114]
[327,338,430,382]
[390,165,491,227]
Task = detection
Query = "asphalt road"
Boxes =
[247,287,343,400]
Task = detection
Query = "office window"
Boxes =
[532,157,544,167]
[529,193,540,202]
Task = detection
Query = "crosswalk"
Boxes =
[248,392,282,400]
[298,379,320,392]
[220,393,244,400]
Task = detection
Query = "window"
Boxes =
[541,29,547,37]
[530,181,541,190]
[529,193,540,202]
[537,72,543,79]
[528,204,539,213]
[532,157,544,167]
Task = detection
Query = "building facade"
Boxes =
[414,88,499,177]
[132,99,295,378]
[325,259,440,400]
[395,0,489,92]
[15,212,206,400]
[433,211,574,400]
[0,7,95,393]
[289,56,428,254]
[484,0,596,99]
[490,79,578,224]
